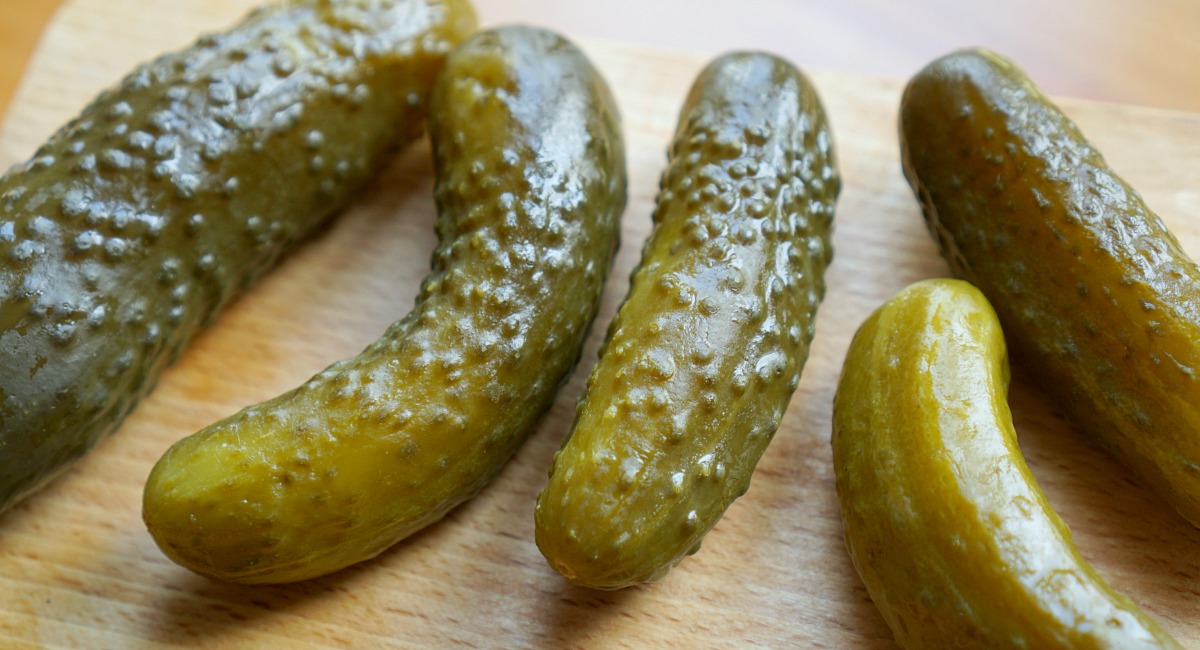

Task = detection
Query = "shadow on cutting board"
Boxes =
[531,583,639,648]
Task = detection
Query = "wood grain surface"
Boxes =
[3,0,1200,121]
[1,0,1199,648]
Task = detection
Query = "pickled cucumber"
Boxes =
[535,52,838,589]
[0,0,476,514]
[143,25,626,584]
[901,48,1200,527]
[833,279,1179,649]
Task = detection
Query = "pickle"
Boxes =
[833,278,1180,650]
[535,52,838,589]
[900,48,1200,527]
[143,25,626,584]
[0,0,476,513]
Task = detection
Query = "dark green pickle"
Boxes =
[536,52,838,589]
[0,0,477,513]
[143,25,627,584]
[901,49,1200,527]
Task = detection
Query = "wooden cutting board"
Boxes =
[2,1,1198,647]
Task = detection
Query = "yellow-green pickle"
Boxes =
[144,25,627,584]
[0,0,476,513]
[833,279,1180,650]
[901,48,1200,527]
[536,52,838,589]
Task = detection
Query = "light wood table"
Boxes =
[3,0,1200,119]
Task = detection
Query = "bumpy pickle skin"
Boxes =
[0,0,477,513]
[832,279,1180,650]
[143,25,627,584]
[535,52,838,589]
[901,48,1200,527]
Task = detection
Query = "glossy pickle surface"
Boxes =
[901,48,1200,526]
[0,0,477,513]
[536,52,838,589]
[143,25,627,584]
[833,279,1180,650]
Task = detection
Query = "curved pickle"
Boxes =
[833,279,1180,650]
[143,25,627,584]
[536,52,838,589]
[901,48,1200,527]
[0,0,477,513]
